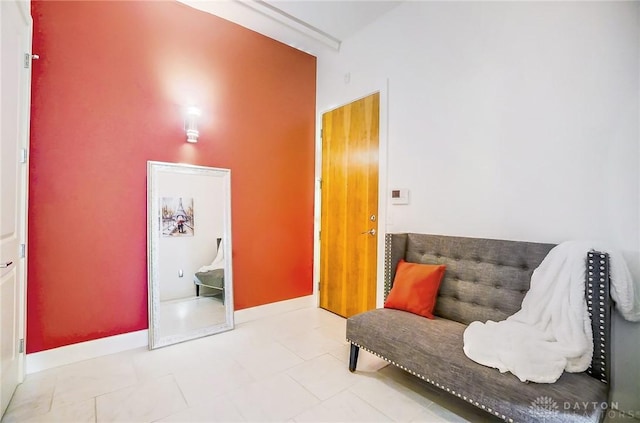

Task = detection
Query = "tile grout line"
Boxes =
[169,373,190,410]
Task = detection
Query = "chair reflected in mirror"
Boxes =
[194,238,225,304]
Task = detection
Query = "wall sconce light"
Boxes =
[185,107,201,143]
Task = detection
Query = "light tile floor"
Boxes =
[4,307,627,423]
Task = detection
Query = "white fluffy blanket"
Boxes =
[463,241,639,383]
[197,243,225,272]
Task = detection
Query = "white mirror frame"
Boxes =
[147,161,234,349]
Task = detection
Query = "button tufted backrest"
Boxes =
[384,233,555,325]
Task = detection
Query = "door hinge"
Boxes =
[19,148,28,163]
[320,128,323,139]
[318,231,321,240]
[19,244,26,258]
[319,179,322,190]
[19,339,24,353]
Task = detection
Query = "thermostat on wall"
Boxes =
[390,188,409,205]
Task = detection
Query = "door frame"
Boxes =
[0,0,32,408]
[314,79,389,309]
[16,0,33,383]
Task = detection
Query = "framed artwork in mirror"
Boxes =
[161,197,194,237]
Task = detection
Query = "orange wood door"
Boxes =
[320,93,379,318]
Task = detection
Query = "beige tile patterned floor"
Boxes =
[2,307,506,423]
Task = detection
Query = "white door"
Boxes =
[0,0,32,416]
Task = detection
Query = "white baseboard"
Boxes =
[25,295,316,374]
[26,330,148,374]
[234,295,315,324]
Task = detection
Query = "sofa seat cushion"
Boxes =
[347,309,608,423]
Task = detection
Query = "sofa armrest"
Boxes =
[384,233,408,300]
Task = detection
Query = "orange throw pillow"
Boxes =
[384,260,446,319]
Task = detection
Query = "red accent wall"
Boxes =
[27,0,316,353]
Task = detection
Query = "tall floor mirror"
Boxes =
[147,161,233,349]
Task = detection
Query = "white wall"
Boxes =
[317,1,640,414]
[157,171,225,301]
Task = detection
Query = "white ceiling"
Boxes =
[179,0,402,55]
[264,1,401,42]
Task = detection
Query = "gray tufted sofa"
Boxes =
[346,233,612,423]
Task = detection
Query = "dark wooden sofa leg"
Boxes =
[349,344,360,372]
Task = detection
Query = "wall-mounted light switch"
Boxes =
[178,269,184,278]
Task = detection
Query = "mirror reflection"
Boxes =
[147,161,233,349]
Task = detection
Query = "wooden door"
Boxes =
[320,93,379,318]
[1,0,32,416]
